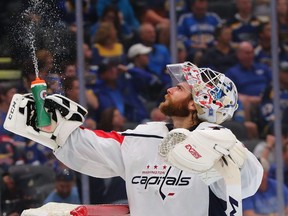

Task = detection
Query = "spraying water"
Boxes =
[22,0,44,78]
[11,0,68,80]
[21,0,55,128]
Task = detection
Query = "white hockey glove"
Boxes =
[159,128,246,185]
[4,93,87,150]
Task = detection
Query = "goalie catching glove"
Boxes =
[4,93,87,150]
[159,128,246,185]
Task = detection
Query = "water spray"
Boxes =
[29,32,52,129]
[22,0,52,130]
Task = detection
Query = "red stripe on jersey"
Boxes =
[93,130,125,144]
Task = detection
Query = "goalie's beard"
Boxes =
[159,94,192,117]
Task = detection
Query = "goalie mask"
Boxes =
[166,62,238,124]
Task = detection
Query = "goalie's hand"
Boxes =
[4,93,87,150]
[44,94,88,146]
[159,128,246,185]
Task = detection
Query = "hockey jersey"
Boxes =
[55,121,263,216]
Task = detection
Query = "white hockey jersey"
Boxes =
[55,121,263,216]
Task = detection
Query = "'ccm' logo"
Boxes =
[185,144,202,159]
[8,101,17,120]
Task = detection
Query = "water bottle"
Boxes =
[31,77,51,128]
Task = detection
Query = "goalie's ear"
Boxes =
[188,99,196,112]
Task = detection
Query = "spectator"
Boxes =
[87,107,127,205]
[27,49,59,94]
[268,128,288,187]
[129,1,171,49]
[83,42,93,67]
[55,0,96,46]
[1,172,26,215]
[19,61,36,93]
[82,42,98,86]
[63,76,99,110]
[20,52,58,94]
[177,0,222,64]
[126,43,165,103]
[43,169,81,204]
[253,124,288,164]
[278,0,288,49]
[46,73,63,95]
[243,158,288,215]
[93,63,125,121]
[156,21,170,49]
[23,140,50,166]
[258,61,288,134]
[177,41,188,63]
[60,61,77,78]
[254,22,272,66]
[138,23,171,88]
[230,99,259,140]
[98,107,126,132]
[59,58,98,90]
[163,0,189,19]
[0,81,25,146]
[36,49,54,80]
[62,76,79,101]
[131,0,170,27]
[0,82,18,137]
[254,0,270,22]
[0,135,22,171]
[90,5,133,46]
[255,22,288,67]
[199,25,238,73]
[91,22,125,65]
[149,107,169,122]
[58,0,97,30]
[226,0,262,47]
[96,0,139,32]
[94,61,152,123]
[225,41,271,122]
[127,43,151,68]
[62,76,98,128]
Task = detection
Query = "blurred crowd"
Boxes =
[1,0,288,215]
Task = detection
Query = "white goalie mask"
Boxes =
[166,62,238,124]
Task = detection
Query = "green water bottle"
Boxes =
[31,77,51,127]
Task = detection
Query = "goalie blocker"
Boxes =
[4,93,87,150]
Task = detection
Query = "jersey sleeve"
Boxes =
[54,127,126,179]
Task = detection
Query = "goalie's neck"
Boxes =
[171,116,199,130]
